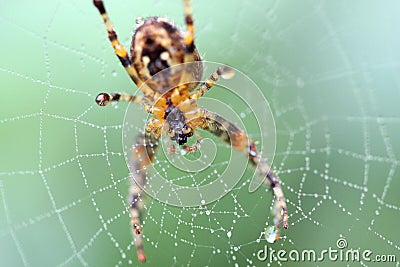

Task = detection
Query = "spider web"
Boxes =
[1,0,400,266]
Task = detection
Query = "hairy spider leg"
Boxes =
[145,117,163,138]
[182,132,203,153]
[201,110,289,231]
[93,0,154,98]
[129,132,159,262]
[183,0,195,63]
[94,91,163,119]
[179,0,203,88]
[190,66,235,100]
[95,93,144,106]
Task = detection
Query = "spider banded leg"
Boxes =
[180,0,201,86]
[92,0,139,83]
[130,132,159,262]
[95,92,144,106]
[94,91,160,120]
[190,66,235,100]
[201,110,289,231]
[182,133,202,153]
[183,0,195,62]
[93,0,153,98]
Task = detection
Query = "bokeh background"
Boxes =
[1,0,399,266]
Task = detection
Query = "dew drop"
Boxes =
[220,66,235,80]
[227,231,232,238]
[264,225,280,243]
[296,77,304,88]
[136,16,144,25]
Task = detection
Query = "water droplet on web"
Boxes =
[80,58,85,68]
[136,16,144,25]
[264,225,280,243]
[227,231,232,238]
[296,77,304,88]
[220,66,235,80]
[201,199,206,205]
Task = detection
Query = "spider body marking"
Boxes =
[131,16,202,95]
[93,0,288,262]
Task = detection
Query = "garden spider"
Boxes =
[93,0,288,262]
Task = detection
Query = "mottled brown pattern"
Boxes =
[131,17,201,94]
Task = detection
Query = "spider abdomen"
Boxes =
[131,17,201,94]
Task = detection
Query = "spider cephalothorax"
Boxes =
[164,98,194,145]
[93,0,288,263]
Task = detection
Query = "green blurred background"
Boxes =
[1,0,399,266]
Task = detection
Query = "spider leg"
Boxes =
[199,109,289,231]
[95,92,144,106]
[145,117,163,138]
[129,131,159,262]
[94,91,166,119]
[93,0,154,98]
[183,0,195,63]
[190,66,235,100]
[182,132,202,153]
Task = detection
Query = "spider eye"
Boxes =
[95,93,111,106]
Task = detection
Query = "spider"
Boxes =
[93,0,288,262]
